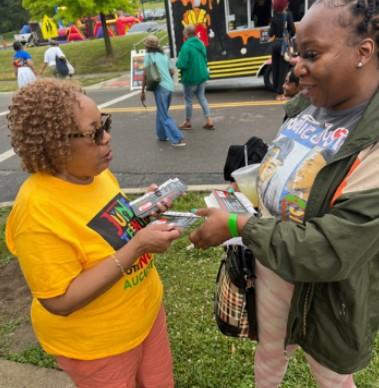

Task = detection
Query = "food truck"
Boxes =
[164,0,309,89]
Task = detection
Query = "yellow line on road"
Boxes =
[102,100,285,113]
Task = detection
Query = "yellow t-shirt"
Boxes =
[5,170,163,360]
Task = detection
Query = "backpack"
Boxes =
[223,136,268,182]
[55,55,69,77]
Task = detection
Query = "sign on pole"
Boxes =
[130,50,146,90]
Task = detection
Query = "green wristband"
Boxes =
[228,213,239,238]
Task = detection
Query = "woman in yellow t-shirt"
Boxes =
[6,79,181,387]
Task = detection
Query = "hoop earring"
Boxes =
[357,62,363,68]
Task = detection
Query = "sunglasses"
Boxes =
[69,113,112,145]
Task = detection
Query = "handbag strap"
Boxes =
[146,52,156,66]
[246,287,258,339]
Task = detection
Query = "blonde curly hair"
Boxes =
[7,78,83,174]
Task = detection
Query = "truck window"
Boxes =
[252,0,271,27]
[225,0,273,31]
[225,0,251,31]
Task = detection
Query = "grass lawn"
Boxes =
[0,74,123,93]
[143,1,165,9]
[0,31,168,87]
[0,194,378,387]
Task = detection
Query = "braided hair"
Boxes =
[316,0,379,58]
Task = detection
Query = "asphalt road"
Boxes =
[0,78,285,203]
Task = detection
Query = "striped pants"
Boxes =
[254,261,356,388]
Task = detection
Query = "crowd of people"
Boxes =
[5,0,379,386]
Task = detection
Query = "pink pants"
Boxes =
[254,261,356,388]
[56,306,174,388]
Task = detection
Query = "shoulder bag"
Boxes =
[145,54,161,91]
[55,55,69,77]
[214,244,258,340]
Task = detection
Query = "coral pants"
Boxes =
[56,306,174,388]
[254,261,356,388]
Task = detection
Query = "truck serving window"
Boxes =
[225,0,272,31]
[225,0,250,31]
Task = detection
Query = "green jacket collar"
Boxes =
[335,89,379,160]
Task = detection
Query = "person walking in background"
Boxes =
[269,0,295,100]
[282,68,310,121]
[141,35,186,147]
[190,0,379,386]
[6,79,181,387]
[12,41,37,89]
[40,40,74,78]
[176,24,214,130]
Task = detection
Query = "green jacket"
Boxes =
[284,93,311,120]
[242,89,379,374]
[176,37,209,85]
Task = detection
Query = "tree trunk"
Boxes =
[100,12,113,57]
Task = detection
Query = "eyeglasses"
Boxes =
[68,113,112,145]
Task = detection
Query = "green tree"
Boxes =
[0,0,29,34]
[22,0,137,56]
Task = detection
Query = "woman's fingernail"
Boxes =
[228,187,234,193]
[191,208,197,213]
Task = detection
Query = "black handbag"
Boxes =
[145,62,161,91]
[214,245,258,340]
[223,136,268,182]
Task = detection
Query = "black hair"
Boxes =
[13,41,22,51]
[316,0,379,58]
[288,69,300,84]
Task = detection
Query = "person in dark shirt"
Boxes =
[269,0,295,98]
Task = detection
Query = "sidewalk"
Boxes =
[85,72,130,90]
[0,360,74,388]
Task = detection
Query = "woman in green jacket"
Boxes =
[190,0,379,386]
